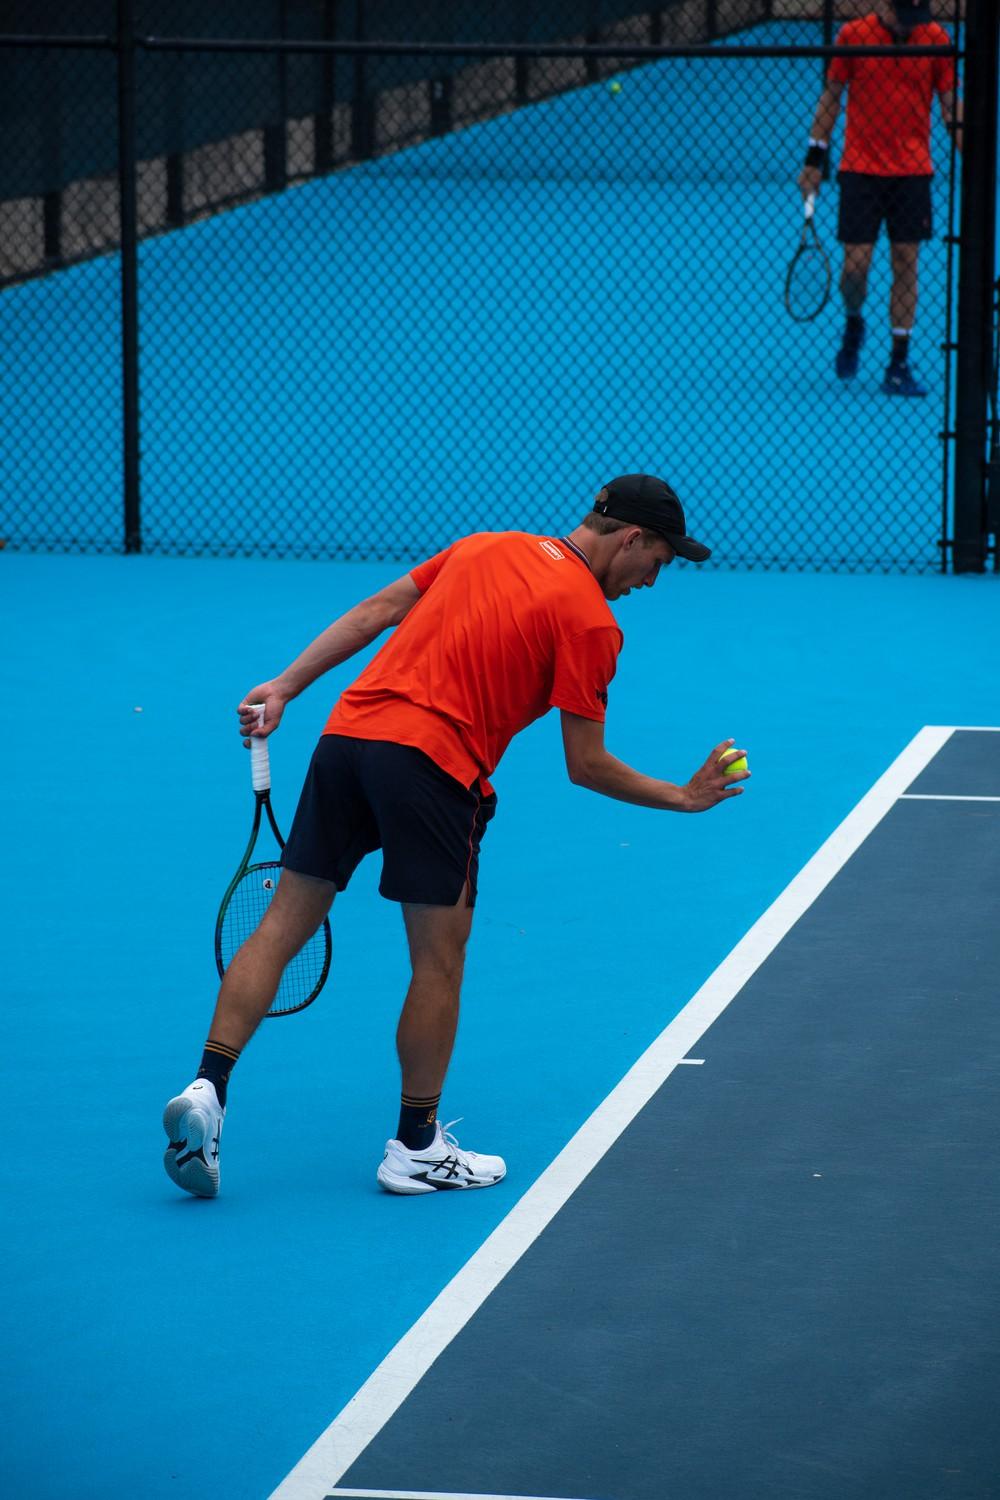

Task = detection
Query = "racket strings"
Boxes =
[785,244,832,323]
[219,863,329,1014]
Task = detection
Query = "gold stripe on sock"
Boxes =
[205,1041,240,1061]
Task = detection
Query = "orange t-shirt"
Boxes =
[324,532,623,793]
[828,16,954,177]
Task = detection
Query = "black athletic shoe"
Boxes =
[881,361,927,398]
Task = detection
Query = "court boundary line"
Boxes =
[901,794,1000,801]
[269,725,956,1500]
[324,1489,602,1499]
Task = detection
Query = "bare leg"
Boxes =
[840,242,875,314]
[375,891,507,1193]
[889,241,919,331]
[397,889,474,1099]
[207,868,336,1051]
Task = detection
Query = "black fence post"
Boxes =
[314,0,336,172]
[42,191,63,265]
[988,273,1000,569]
[165,46,185,228]
[117,0,141,554]
[41,50,63,265]
[264,0,289,192]
[585,2,600,83]
[429,73,453,136]
[952,2,999,572]
[351,0,374,160]
[514,0,530,102]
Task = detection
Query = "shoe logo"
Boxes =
[411,1152,481,1189]
[411,1170,466,1191]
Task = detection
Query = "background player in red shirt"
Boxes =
[797,0,961,396]
[162,476,749,1200]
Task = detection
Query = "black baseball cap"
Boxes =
[892,0,931,25]
[593,474,712,562]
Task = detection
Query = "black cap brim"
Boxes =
[665,532,712,563]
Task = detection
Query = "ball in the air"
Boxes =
[720,753,748,777]
[608,80,622,95]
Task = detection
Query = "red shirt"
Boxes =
[325,532,623,793]
[828,15,955,177]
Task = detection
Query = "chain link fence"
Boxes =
[0,2,975,570]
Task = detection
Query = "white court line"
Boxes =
[901,794,1000,801]
[269,725,955,1500]
[325,1490,600,1499]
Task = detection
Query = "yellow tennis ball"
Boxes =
[608,80,622,95]
[720,753,748,777]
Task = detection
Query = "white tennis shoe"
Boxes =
[377,1119,506,1195]
[163,1079,225,1198]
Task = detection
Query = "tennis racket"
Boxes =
[784,193,832,323]
[214,705,332,1017]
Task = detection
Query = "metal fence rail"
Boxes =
[1,2,995,572]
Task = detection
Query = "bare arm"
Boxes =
[238,572,421,742]
[560,711,748,813]
[797,78,845,199]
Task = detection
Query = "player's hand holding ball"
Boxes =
[682,739,750,811]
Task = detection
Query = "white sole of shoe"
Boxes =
[163,1098,220,1198]
[376,1162,506,1195]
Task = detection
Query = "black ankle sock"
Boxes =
[397,1093,441,1151]
[891,331,910,366]
[197,1041,240,1108]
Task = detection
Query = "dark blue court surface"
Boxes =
[278,730,1000,1500]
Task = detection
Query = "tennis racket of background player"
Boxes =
[784,192,832,323]
[214,704,332,1016]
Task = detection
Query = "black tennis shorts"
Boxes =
[837,171,933,245]
[281,735,497,906]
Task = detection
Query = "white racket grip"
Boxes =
[804,193,816,221]
[248,704,271,792]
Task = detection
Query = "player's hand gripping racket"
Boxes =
[214,705,332,1017]
[784,193,832,323]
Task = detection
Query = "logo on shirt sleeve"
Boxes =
[538,540,565,560]
[595,688,608,707]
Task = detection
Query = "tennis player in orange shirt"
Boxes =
[163,476,749,1199]
[797,0,961,396]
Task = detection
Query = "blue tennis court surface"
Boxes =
[2,553,997,1499]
